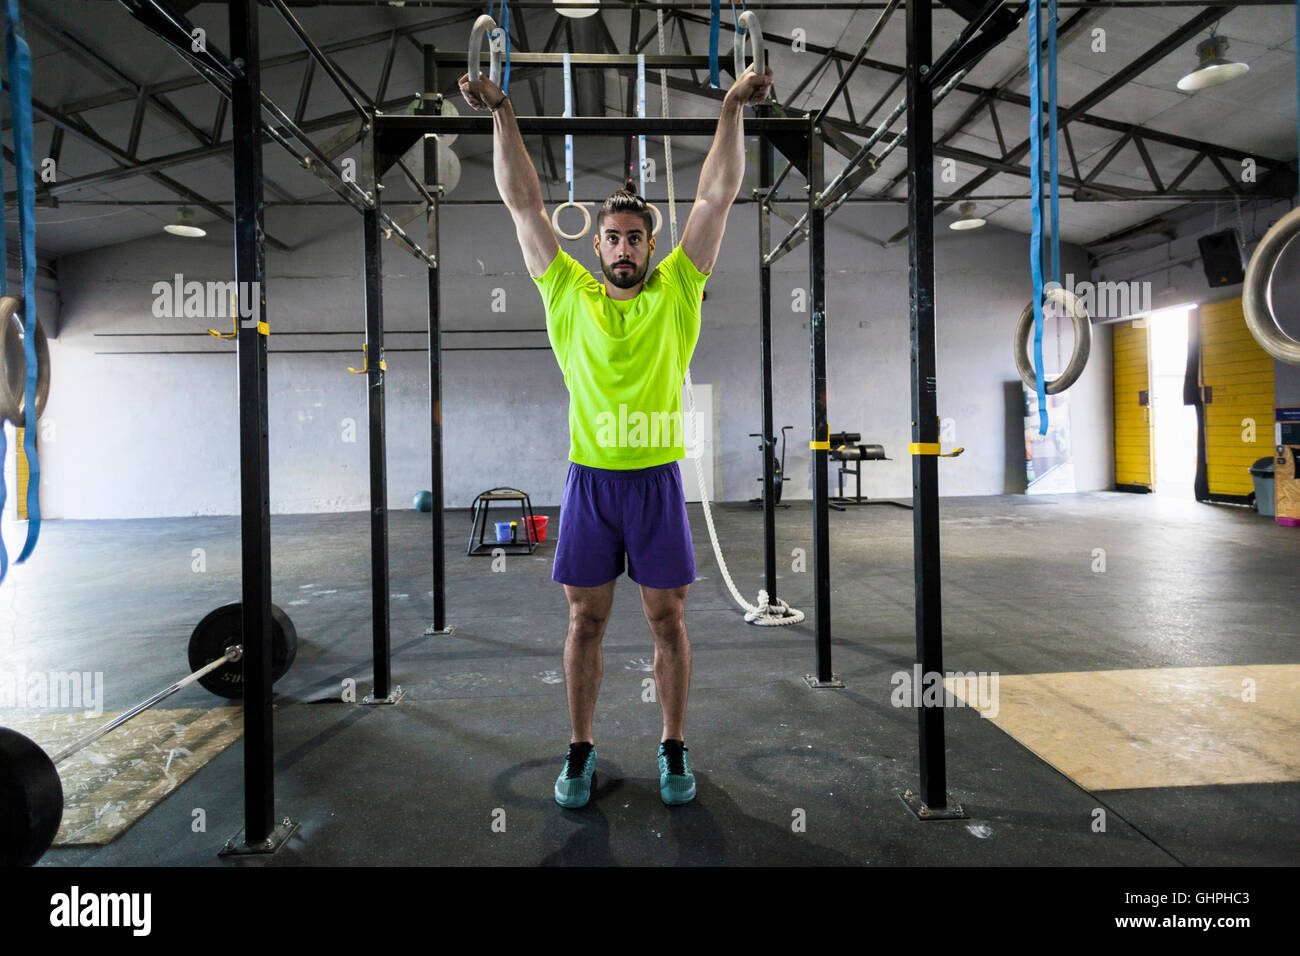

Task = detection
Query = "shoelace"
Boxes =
[660,742,688,777]
[564,743,594,779]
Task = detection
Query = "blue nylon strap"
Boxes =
[3,0,40,573]
[9,0,39,563]
[1028,0,1048,436]
[488,1,511,94]
[500,2,510,95]
[1048,0,1060,287]
[563,51,574,205]
[708,0,720,88]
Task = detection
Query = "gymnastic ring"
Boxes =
[734,10,767,77]
[551,201,592,241]
[1242,205,1300,365]
[647,202,663,237]
[468,14,504,89]
[0,296,51,425]
[1013,284,1092,395]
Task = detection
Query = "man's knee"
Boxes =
[641,585,687,631]
[646,606,687,646]
[568,609,608,641]
[565,582,615,640]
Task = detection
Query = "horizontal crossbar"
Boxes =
[374,115,810,136]
[433,52,726,70]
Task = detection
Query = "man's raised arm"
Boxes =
[459,74,559,278]
[680,66,775,276]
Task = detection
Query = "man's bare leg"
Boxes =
[639,583,691,741]
[563,580,616,744]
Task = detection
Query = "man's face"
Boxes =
[594,212,656,290]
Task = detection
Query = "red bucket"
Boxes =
[524,515,549,542]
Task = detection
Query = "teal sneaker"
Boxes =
[658,739,696,805]
[554,742,597,808]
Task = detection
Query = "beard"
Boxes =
[601,256,649,289]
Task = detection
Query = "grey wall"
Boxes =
[709,204,1109,501]
[1089,196,1300,409]
[46,169,1110,518]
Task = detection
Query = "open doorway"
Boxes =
[1146,306,1198,496]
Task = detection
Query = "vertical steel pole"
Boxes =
[422,44,449,636]
[906,0,950,813]
[228,0,274,846]
[806,122,838,687]
[757,119,778,608]
[362,127,393,699]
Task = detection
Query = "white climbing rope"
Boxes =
[657,6,803,627]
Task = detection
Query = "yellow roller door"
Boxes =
[1113,319,1152,489]
[1199,298,1274,498]
[16,427,28,519]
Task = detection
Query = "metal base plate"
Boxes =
[361,684,407,705]
[829,498,914,510]
[803,673,846,689]
[468,542,539,556]
[899,788,968,820]
[219,817,299,857]
[424,623,457,636]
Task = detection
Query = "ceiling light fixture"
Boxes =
[163,206,206,238]
[949,202,986,231]
[554,0,599,19]
[1177,33,1249,92]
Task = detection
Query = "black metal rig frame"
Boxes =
[111,0,1053,840]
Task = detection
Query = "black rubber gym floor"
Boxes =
[4,491,1297,866]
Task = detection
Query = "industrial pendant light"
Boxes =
[163,206,205,238]
[949,202,986,231]
[554,0,599,18]
[1177,33,1249,92]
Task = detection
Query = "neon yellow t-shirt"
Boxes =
[535,244,707,469]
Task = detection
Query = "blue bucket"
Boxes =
[494,521,514,543]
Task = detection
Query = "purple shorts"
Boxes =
[552,460,696,589]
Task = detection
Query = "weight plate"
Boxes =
[0,727,63,867]
[187,603,299,699]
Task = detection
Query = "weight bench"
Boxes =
[828,432,913,511]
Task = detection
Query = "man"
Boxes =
[460,61,774,809]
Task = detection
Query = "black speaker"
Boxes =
[1197,229,1245,287]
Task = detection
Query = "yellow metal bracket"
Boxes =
[208,296,269,338]
[348,343,387,373]
[909,442,965,458]
[207,311,237,340]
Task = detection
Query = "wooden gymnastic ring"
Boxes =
[551,201,592,241]
[647,202,663,237]
[734,10,767,77]
[468,14,504,89]
[1242,205,1300,365]
[0,296,51,425]
[1014,285,1092,394]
